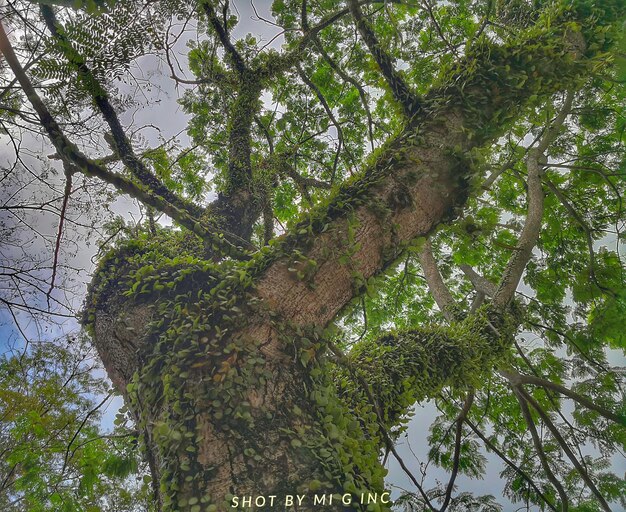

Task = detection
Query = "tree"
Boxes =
[0,336,154,511]
[0,0,624,510]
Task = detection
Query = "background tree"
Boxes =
[0,335,153,511]
[0,0,625,511]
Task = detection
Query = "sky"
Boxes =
[0,1,624,510]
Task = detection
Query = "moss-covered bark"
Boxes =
[88,235,517,511]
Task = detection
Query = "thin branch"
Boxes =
[45,161,72,308]
[421,0,459,57]
[439,390,474,512]
[309,32,375,151]
[519,387,612,512]
[460,264,497,297]
[510,341,603,471]
[529,321,613,375]
[543,177,613,296]
[258,1,393,80]
[60,392,112,478]
[297,63,344,184]
[513,386,570,511]
[465,417,559,512]
[347,0,419,117]
[39,5,205,220]
[502,369,624,425]
[0,21,248,259]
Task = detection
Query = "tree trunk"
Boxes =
[89,109,469,510]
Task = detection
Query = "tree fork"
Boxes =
[209,74,264,244]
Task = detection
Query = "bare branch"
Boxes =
[418,239,457,322]
[460,264,497,297]
[60,392,113,479]
[493,91,574,309]
[45,161,72,308]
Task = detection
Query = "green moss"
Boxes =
[82,228,221,335]
[335,306,518,436]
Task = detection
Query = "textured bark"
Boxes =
[92,109,470,510]
[90,103,516,509]
[254,111,468,327]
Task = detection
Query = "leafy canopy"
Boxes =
[0,338,154,511]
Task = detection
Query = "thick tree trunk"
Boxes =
[91,111,469,510]
[84,5,622,510]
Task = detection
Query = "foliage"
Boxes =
[0,338,154,511]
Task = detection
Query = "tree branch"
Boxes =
[513,386,570,511]
[60,392,112,478]
[248,8,608,347]
[328,341,438,512]
[347,0,420,117]
[460,265,497,297]
[201,1,247,74]
[465,417,559,512]
[283,163,331,190]
[418,239,457,322]
[89,3,623,400]
[45,161,72,308]
[543,177,611,295]
[0,21,248,259]
[439,390,474,512]
[421,0,459,57]
[311,36,375,151]
[519,386,612,511]
[501,369,624,425]
[39,5,205,220]
[337,314,511,435]
[297,63,345,184]
[493,91,574,309]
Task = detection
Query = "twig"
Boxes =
[45,162,72,308]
